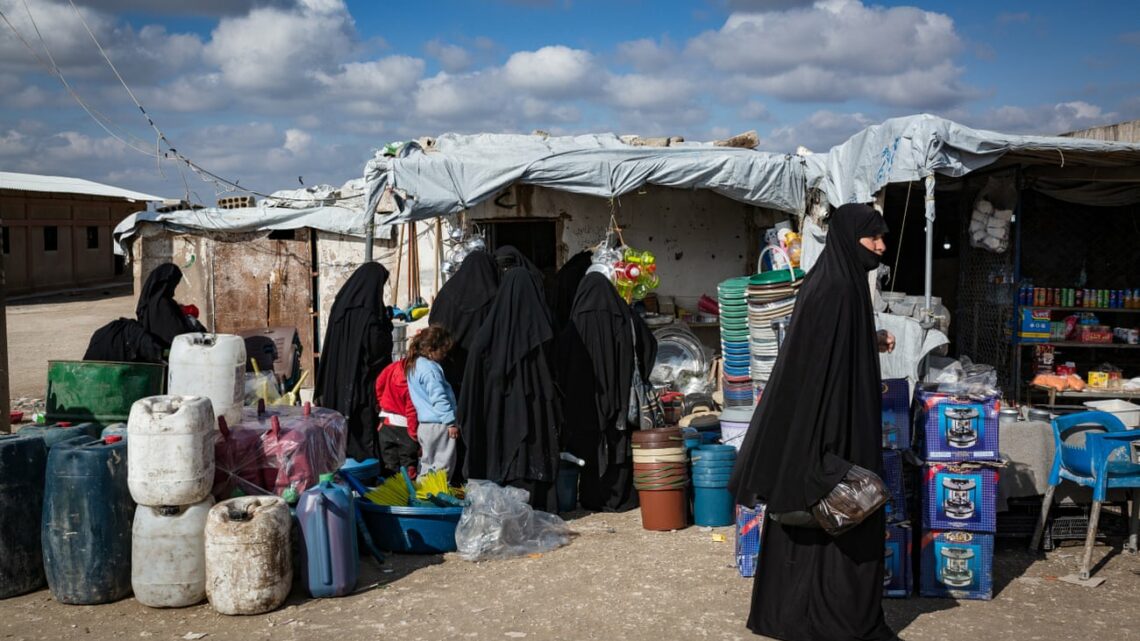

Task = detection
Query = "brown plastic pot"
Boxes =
[631,438,685,449]
[638,488,688,531]
[632,428,683,442]
[632,462,688,472]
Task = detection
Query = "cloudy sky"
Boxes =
[1,0,1138,202]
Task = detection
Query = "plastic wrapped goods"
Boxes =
[213,402,347,500]
[810,465,889,536]
[455,481,573,561]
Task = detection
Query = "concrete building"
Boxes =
[1,171,163,295]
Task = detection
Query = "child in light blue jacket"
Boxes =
[404,325,459,476]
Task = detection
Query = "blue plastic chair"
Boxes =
[1028,411,1140,579]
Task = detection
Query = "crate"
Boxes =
[881,379,911,450]
[1042,505,1130,551]
[923,463,999,533]
[919,530,994,600]
[913,385,1001,462]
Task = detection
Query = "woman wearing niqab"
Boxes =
[557,272,656,512]
[315,263,394,461]
[728,204,898,641]
[428,251,501,395]
[136,264,199,348]
[459,267,561,510]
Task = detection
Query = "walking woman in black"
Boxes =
[315,263,394,462]
[729,203,899,641]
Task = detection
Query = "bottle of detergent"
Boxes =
[296,473,358,598]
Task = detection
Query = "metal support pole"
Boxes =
[923,174,936,314]
[363,213,375,263]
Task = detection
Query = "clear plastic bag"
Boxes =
[811,464,889,536]
[455,481,573,561]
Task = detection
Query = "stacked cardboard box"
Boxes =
[880,379,912,598]
[913,384,1002,600]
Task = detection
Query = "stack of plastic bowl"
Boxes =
[718,276,754,408]
[748,267,802,395]
[631,428,689,531]
[690,444,737,527]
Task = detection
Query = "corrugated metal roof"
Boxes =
[0,170,164,202]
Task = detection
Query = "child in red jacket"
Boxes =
[375,360,419,478]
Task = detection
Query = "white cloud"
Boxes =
[738,100,771,121]
[976,101,1119,136]
[283,128,312,154]
[763,109,874,152]
[503,46,596,97]
[0,129,32,157]
[203,0,355,92]
[687,0,970,109]
[604,73,694,111]
[314,57,425,97]
[615,38,676,72]
[425,40,473,73]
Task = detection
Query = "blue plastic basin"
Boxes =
[357,503,463,554]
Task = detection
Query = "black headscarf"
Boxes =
[459,267,561,504]
[552,250,593,331]
[315,262,393,461]
[430,250,500,399]
[557,273,656,511]
[136,264,197,348]
[83,318,166,364]
[729,204,889,513]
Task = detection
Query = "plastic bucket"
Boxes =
[693,486,734,527]
[556,463,579,513]
[691,473,733,485]
[631,439,687,450]
[356,503,463,554]
[721,423,749,450]
[638,489,688,531]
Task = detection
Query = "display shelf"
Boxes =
[1019,342,1140,349]
[1029,384,1140,408]
[1018,306,1140,314]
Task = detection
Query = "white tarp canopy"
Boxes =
[113,205,390,256]
[365,132,806,224]
[805,114,1140,208]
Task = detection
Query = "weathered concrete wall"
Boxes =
[1062,119,1140,142]
[465,184,785,307]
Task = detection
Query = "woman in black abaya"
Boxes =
[429,250,500,395]
[459,267,561,510]
[136,264,199,349]
[315,263,394,461]
[552,250,592,331]
[728,204,898,641]
[557,272,656,512]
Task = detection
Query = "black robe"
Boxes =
[136,264,198,349]
[552,250,593,332]
[83,318,165,364]
[315,263,393,462]
[429,250,500,396]
[459,267,561,510]
[557,273,656,512]
[728,204,896,641]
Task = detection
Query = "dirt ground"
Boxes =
[5,293,1140,641]
[1,508,1140,641]
[6,286,136,405]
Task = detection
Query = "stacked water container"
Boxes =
[128,395,217,609]
[718,276,754,408]
[913,383,1002,601]
[691,444,737,527]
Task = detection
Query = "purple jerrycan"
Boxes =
[296,473,358,597]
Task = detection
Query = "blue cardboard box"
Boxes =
[1018,307,1051,343]
[919,530,994,600]
[882,449,907,524]
[913,386,1001,462]
[881,379,910,450]
[884,524,912,598]
[924,463,999,532]
[736,504,765,578]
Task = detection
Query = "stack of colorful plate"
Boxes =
[748,268,803,393]
[717,276,752,406]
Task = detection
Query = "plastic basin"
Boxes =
[357,503,463,554]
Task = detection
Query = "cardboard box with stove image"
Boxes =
[913,385,1001,462]
[923,462,1000,532]
[919,530,995,600]
[883,523,912,598]
[881,378,911,450]
[882,449,908,524]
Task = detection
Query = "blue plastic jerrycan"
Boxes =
[296,473,358,597]
[0,434,48,598]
